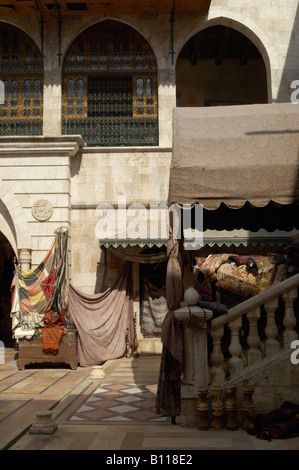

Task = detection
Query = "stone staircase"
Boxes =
[175,273,299,428]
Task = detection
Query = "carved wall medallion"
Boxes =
[32,199,53,221]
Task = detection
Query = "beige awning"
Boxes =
[169,103,299,210]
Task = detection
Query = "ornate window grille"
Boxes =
[0,23,43,136]
[62,20,158,147]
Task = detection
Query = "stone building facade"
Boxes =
[0,0,298,346]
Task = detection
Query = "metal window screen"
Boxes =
[0,23,43,136]
[62,20,158,147]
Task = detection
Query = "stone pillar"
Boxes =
[19,248,31,271]
[174,305,213,427]
[158,68,176,147]
[43,17,62,136]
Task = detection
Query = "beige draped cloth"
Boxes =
[155,236,184,419]
[69,262,134,366]
[161,236,184,363]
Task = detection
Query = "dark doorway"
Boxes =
[0,233,15,347]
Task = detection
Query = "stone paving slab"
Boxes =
[2,349,299,451]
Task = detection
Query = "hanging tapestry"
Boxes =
[69,262,134,366]
[11,228,69,333]
[141,280,168,336]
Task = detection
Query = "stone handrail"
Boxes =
[211,272,299,330]
[209,272,299,384]
[174,273,299,427]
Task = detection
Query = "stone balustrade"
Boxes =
[210,273,299,385]
[174,273,299,427]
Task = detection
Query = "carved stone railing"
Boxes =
[174,305,213,427]
[210,272,299,385]
[174,273,299,427]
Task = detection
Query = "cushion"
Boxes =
[216,264,277,298]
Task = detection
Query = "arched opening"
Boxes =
[176,25,268,107]
[62,20,158,146]
[0,233,16,347]
[0,22,43,136]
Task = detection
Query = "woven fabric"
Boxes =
[141,281,167,336]
[11,228,69,331]
[40,310,65,352]
[216,265,277,298]
[69,262,134,366]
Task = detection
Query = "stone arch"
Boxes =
[0,182,31,258]
[0,21,44,136]
[0,19,42,55]
[175,14,276,103]
[61,19,159,147]
[61,16,161,67]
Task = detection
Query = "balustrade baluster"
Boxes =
[225,386,238,431]
[264,298,280,357]
[210,325,225,384]
[242,384,255,431]
[182,326,194,384]
[247,307,262,366]
[197,387,209,430]
[228,317,243,377]
[282,287,298,348]
[211,385,223,431]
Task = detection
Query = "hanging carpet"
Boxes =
[69,262,134,367]
[141,280,168,337]
[11,228,69,333]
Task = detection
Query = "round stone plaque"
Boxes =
[32,199,53,221]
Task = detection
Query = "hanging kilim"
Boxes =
[11,228,69,333]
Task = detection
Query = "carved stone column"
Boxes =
[264,298,280,357]
[210,325,225,384]
[228,317,243,377]
[242,385,255,431]
[197,387,209,430]
[282,288,298,348]
[211,385,223,431]
[247,307,262,366]
[174,305,213,427]
[224,387,238,431]
[19,248,31,271]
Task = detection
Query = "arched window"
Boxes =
[62,20,158,147]
[0,23,43,135]
[176,25,267,107]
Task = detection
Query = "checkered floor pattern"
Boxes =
[67,382,168,424]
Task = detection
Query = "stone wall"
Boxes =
[71,148,172,293]
[0,0,297,288]
[0,136,83,270]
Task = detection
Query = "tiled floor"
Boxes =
[1,348,299,451]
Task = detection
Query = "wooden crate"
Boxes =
[17,328,78,370]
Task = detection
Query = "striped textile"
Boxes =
[11,228,68,331]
